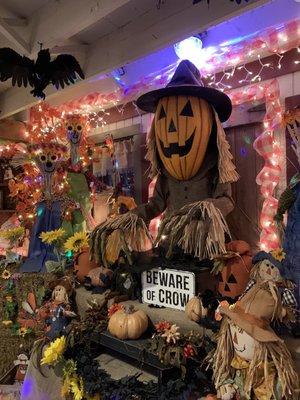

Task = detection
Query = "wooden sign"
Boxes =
[141,268,195,311]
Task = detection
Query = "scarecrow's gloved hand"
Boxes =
[218,383,237,400]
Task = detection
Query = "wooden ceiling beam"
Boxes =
[0,17,30,54]
[0,0,269,118]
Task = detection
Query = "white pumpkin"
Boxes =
[108,306,148,340]
[185,296,207,322]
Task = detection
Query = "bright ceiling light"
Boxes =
[174,36,203,64]
[174,36,216,71]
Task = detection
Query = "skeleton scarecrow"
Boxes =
[62,115,95,236]
[91,60,239,265]
[21,143,71,272]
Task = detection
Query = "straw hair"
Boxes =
[214,108,239,183]
[145,109,239,183]
[145,118,159,179]
[210,318,299,399]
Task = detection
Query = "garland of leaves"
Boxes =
[42,300,216,399]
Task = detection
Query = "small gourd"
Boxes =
[185,296,207,322]
[108,305,148,340]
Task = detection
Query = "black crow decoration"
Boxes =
[0,47,85,99]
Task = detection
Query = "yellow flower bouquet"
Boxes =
[41,336,66,366]
[39,229,66,273]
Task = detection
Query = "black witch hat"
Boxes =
[136,60,232,122]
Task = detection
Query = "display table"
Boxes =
[75,287,205,335]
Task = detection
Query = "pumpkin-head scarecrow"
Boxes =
[210,277,299,400]
[91,60,238,265]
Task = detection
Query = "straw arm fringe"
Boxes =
[156,200,231,260]
[90,213,152,265]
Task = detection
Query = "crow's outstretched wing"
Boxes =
[50,54,84,89]
[0,48,34,87]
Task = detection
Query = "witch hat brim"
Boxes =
[136,60,232,122]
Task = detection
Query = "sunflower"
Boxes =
[270,248,286,262]
[0,226,25,243]
[62,374,84,400]
[41,336,66,365]
[39,228,66,245]
[70,376,84,400]
[1,269,11,280]
[64,231,89,253]
[18,327,28,337]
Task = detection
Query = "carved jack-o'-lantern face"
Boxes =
[218,253,252,299]
[155,95,213,180]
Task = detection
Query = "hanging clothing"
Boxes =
[20,201,62,272]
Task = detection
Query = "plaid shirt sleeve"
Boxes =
[282,288,297,310]
[239,279,255,300]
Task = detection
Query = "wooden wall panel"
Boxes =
[226,123,264,251]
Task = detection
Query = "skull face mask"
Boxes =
[66,118,83,145]
[65,115,87,165]
[28,143,68,196]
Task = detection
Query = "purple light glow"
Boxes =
[21,377,34,398]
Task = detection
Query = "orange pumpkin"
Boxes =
[155,96,212,180]
[218,240,252,299]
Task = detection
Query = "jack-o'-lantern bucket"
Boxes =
[217,240,252,299]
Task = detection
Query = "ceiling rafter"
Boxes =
[0,0,269,118]
[0,17,30,54]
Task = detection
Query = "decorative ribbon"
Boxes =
[229,79,283,251]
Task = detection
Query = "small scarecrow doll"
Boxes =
[240,250,297,321]
[14,353,29,383]
[38,276,76,340]
[210,255,299,400]
[91,60,239,265]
